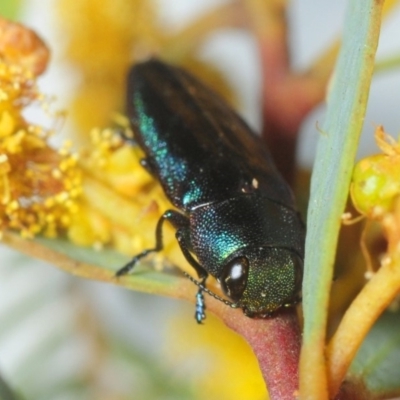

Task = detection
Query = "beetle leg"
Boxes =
[175,231,208,324]
[116,209,187,276]
[195,279,206,324]
[175,230,208,280]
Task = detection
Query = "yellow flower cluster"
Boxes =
[0,21,81,239]
[67,122,175,259]
[351,126,400,273]
[351,126,400,217]
[0,18,175,264]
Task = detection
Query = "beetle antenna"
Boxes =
[183,272,237,308]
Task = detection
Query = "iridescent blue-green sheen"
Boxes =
[125,60,305,317]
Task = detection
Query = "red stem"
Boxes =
[260,43,325,185]
[217,306,301,400]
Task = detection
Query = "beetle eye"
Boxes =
[220,256,249,302]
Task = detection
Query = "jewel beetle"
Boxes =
[117,59,305,323]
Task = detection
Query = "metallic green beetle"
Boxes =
[117,59,304,323]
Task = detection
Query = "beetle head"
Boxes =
[219,247,303,317]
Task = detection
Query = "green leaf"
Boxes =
[299,0,383,394]
[35,236,130,272]
[2,232,187,300]
[350,310,400,396]
[34,236,183,292]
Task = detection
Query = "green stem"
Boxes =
[299,0,384,398]
[375,54,400,74]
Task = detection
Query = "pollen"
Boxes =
[0,19,83,239]
[1,17,176,262]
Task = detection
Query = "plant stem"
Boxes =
[328,197,400,396]
[327,256,400,396]
[243,0,333,184]
[299,1,384,398]
[161,3,247,62]
[221,307,301,400]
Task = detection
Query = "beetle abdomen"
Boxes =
[127,60,295,212]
